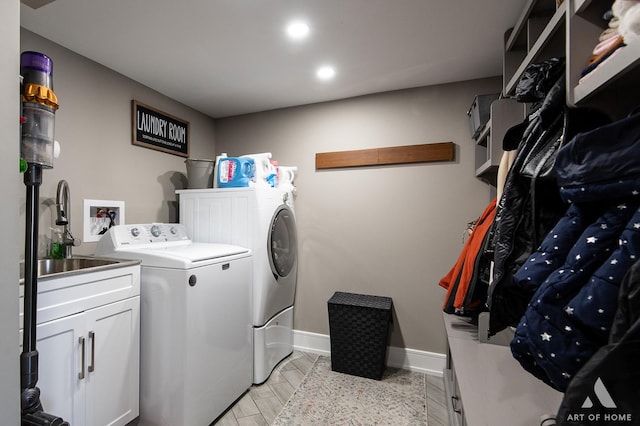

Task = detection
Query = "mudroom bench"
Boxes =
[443,312,563,426]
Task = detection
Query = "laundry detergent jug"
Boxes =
[241,152,277,187]
[213,153,227,188]
[216,157,255,188]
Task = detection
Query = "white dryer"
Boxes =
[177,186,298,383]
[95,223,253,425]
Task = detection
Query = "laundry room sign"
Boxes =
[132,100,190,157]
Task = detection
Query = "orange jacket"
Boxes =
[439,198,497,313]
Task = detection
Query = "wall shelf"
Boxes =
[567,0,640,118]
[504,1,567,96]
[573,44,640,104]
[473,98,525,186]
[504,0,557,52]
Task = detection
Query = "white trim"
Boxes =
[293,329,446,377]
[292,330,331,356]
[386,346,445,377]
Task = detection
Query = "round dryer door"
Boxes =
[268,205,297,279]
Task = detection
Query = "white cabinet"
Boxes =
[34,312,86,424]
[35,298,140,426]
[84,297,139,426]
[20,262,140,426]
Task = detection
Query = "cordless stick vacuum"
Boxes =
[19,51,70,426]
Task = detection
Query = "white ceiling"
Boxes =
[20,0,526,118]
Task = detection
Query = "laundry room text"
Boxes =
[132,100,190,157]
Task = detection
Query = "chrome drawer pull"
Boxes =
[451,395,462,413]
[78,336,85,380]
[88,331,95,373]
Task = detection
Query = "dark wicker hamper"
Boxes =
[327,291,393,380]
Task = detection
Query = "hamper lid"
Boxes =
[328,292,392,310]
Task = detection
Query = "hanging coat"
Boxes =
[440,199,496,317]
[487,75,568,335]
[555,259,640,425]
[487,80,612,336]
[510,107,640,392]
[510,202,640,391]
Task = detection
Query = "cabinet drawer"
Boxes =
[444,352,465,426]
[19,265,140,328]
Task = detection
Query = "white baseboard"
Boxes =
[292,329,332,356]
[293,329,446,377]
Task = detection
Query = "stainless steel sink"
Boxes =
[20,256,140,283]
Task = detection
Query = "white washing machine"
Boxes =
[95,223,253,425]
[177,186,298,384]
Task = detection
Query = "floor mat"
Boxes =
[273,355,427,425]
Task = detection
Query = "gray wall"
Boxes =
[215,79,500,354]
[1,2,21,422]
[14,26,500,363]
[20,29,217,258]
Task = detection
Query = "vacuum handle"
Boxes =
[78,336,85,380]
[88,331,95,373]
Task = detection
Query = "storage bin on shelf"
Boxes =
[467,93,499,140]
[327,291,393,380]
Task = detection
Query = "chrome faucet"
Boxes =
[55,180,80,258]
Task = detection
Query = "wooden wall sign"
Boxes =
[315,142,455,169]
[132,100,190,157]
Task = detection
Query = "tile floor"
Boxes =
[211,351,449,426]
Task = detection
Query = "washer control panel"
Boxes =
[98,223,190,249]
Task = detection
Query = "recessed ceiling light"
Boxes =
[286,20,310,40]
[316,66,336,81]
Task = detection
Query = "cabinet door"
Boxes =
[84,297,140,426]
[35,312,87,426]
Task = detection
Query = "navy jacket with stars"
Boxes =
[486,77,612,336]
[510,108,640,392]
[556,259,640,423]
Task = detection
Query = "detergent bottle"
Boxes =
[241,152,276,187]
[213,153,227,188]
[278,166,297,189]
[216,157,255,188]
[267,159,279,188]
